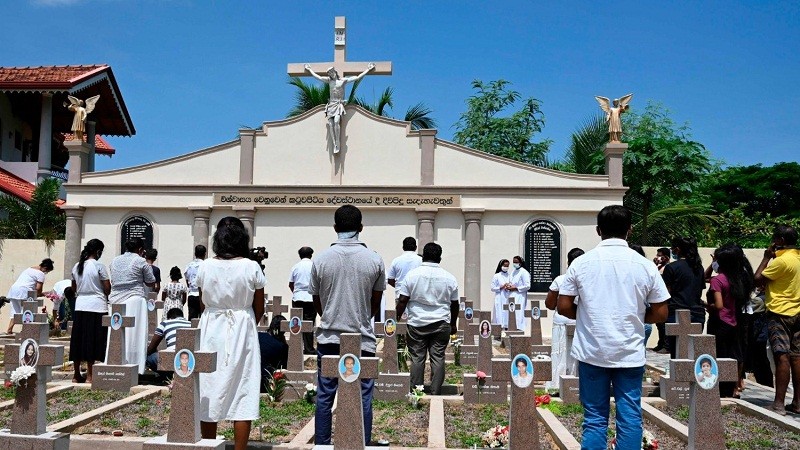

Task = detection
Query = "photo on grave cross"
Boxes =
[695,354,718,390]
[465,307,474,320]
[147,299,155,312]
[22,310,33,324]
[111,313,123,330]
[339,353,360,383]
[174,349,195,378]
[479,320,491,338]
[19,338,39,367]
[532,307,541,320]
[289,316,301,334]
[511,354,533,388]
[385,319,396,337]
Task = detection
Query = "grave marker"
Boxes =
[143,327,224,449]
[13,290,47,327]
[92,303,139,391]
[457,300,474,342]
[659,309,703,404]
[373,310,410,400]
[525,299,548,345]
[463,312,507,403]
[491,335,552,449]
[476,311,501,375]
[146,292,165,349]
[669,334,737,450]
[559,324,580,404]
[280,308,318,402]
[503,298,524,333]
[320,333,380,450]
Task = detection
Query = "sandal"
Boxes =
[785,404,800,414]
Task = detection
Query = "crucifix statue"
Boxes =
[288,16,392,154]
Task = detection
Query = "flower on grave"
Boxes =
[609,429,659,450]
[265,369,286,403]
[534,394,551,407]
[406,384,425,409]
[44,291,60,302]
[10,365,35,387]
[303,383,317,403]
[451,338,463,366]
[273,369,285,381]
[480,425,509,448]
[3,380,11,389]
[476,371,486,381]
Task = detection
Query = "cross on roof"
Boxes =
[281,307,316,372]
[476,311,501,375]
[320,333,379,450]
[287,16,392,78]
[157,327,217,444]
[4,321,64,435]
[669,334,737,450]
[492,335,552,449]
[525,300,548,345]
[103,303,136,366]
[374,310,408,375]
[666,309,703,359]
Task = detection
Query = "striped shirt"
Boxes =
[154,318,191,349]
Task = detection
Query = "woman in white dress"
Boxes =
[507,256,531,331]
[198,217,265,450]
[544,248,583,390]
[490,259,512,328]
[108,238,156,373]
[5,258,54,334]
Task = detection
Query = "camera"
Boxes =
[249,246,269,270]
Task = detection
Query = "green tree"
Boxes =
[453,80,551,165]
[553,113,607,174]
[0,178,66,254]
[702,162,800,219]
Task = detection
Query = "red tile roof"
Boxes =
[58,133,116,155]
[0,65,109,90]
[0,168,65,206]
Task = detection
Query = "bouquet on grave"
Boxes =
[303,383,317,403]
[9,365,36,387]
[480,424,509,448]
[451,336,463,366]
[406,384,425,409]
[610,429,659,450]
[264,369,286,402]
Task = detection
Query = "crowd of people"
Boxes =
[3,203,798,449]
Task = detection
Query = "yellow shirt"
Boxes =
[763,249,800,316]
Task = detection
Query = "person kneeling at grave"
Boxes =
[258,314,289,392]
[396,242,459,395]
[145,308,192,378]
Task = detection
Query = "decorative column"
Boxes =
[604,143,627,187]
[62,205,85,279]
[65,139,90,184]
[86,121,97,172]
[462,209,484,305]
[239,129,256,185]
[415,208,437,250]
[189,207,211,249]
[37,93,53,183]
[234,206,256,248]
[418,129,437,185]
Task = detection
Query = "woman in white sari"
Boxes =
[507,256,531,330]
[490,259,512,328]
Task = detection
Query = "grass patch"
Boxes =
[371,400,429,447]
[0,386,15,400]
[445,403,508,448]
[539,401,584,417]
[445,363,475,385]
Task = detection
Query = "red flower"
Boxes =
[476,371,486,380]
[4,380,11,388]
[273,371,285,381]
[534,394,551,406]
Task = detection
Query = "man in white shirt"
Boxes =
[289,246,316,354]
[388,237,422,320]
[557,205,669,450]
[183,245,206,320]
[397,242,459,394]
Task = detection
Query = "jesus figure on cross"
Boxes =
[304,62,375,153]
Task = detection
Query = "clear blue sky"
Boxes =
[5,1,799,172]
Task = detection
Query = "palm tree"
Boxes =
[0,178,66,255]
[551,113,607,173]
[286,77,437,130]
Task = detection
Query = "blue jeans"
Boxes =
[644,324,652,346]
[579,361,644,450]
[315,343,375,445]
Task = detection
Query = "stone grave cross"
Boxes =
[13,290,47,326]
[669,334,737,450]
[458,300,474,339]
[525,299,548,345]
[3,321,64,436]
[281,307,315,372]
[287,16,392,77]
[491,335,552,450]
[476,311,502,376]
[559,323,580,404]
[267,295,288,322]
[321,333,379,450]
[157,328,219,445]
[146,292,164,343]
[373,310,408,374]
[666,309,703,358]
[103,303,135,365]
[92,303,139,391]
[503,298,523,333]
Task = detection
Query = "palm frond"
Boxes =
[287,77,329,117]
[630,202,717,246]
[404,103,437,130]
[563,113,607,174]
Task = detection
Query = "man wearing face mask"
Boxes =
[755,225,800,415]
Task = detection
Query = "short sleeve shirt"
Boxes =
[155,318,192,349]
[72,259,110,313]
[398,262,459,327]
[388,252,422,298]
[184,259,203,296]
[549,274,576,326]
[762,249,800,316]
[288,259,314,302]
[109,252,156,304]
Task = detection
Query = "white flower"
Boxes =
[10,366,35,386]
[305,383,315,391]
[415,385,424,391]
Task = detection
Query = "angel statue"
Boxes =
[595,93,633,142]
[64,95,100,141]
[304,63,375,154]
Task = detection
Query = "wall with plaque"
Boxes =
[524,219,562,293]
[120,215,154,251]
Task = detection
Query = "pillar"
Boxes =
[62,205,85,279]
[418,129,437,185]
[462,209,484,305]
[86,121,96,172]
[65,140,90,184]
[239,129,256,185]
[234,207,256,248]
[416,208,437,250]
[37,93,53,183]
[604,142,627,187]
[189,207,211,249]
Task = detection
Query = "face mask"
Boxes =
[513,263,521,270]
[711,261,719,273]
[501,266,509,273]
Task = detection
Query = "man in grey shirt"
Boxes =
[310,205,386,446]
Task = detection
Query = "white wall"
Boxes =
[0,239,65,329]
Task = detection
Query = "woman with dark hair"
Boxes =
[705,243,754,397]
[490,259,511,328]
[507,256,531,330]
[69,239,110,383]
[258,314,289,386]
[22,341,37,366]
[5,258,54,334]
[108,237,156,374]
[197,217,266,450]
[662,236,707,358]
[162,266,187,314]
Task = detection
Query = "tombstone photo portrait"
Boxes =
[147,299,155,312]
[289,316,301,334]
[532,306,541,320]
[479,320,491,338]
[508,301,516,312]
[174,349,195,378]
[511,354,533,388]
[22,310,34,324]
[695,354,719,390]
[338,353,360,383]
[384,319,396,337]
[19,338,39,367]
[465,307,474,321]
[110,312,123,331]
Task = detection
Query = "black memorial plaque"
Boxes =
[524,219,561,292]
[121,215,154,251]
